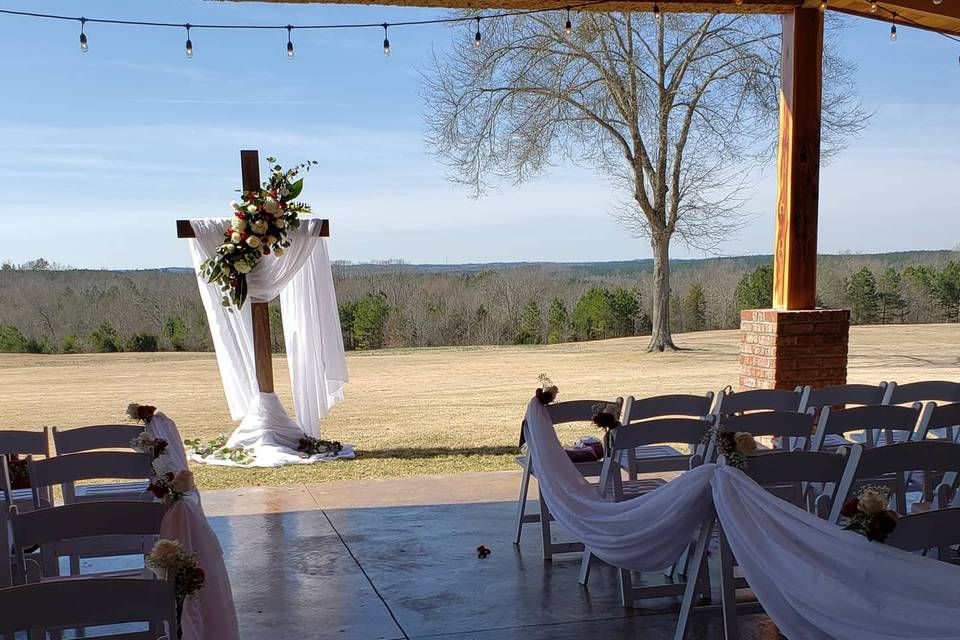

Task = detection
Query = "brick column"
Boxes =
[739,309,850,391]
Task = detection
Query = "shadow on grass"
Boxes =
[357,446,519,460]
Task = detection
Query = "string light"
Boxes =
[79,17,88,53]
[653,3,661,20]
[870,1,878,13]
[933,0,943,5]
[286,25,294,58]
[819,0,827,11]
[185,24,193,59]
[474,17,481,48]
[890,23,897,41]
[382,23,390,57]
[564,7,572,35]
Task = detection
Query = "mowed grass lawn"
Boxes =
[1,324,958,490]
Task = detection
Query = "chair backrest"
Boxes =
[886,508,960,560]
[27,451,152,507]
[800,383,887,412]
[742,449,849,516]
[546,399,623,425]
[0,428,50,457]
[609,417,715,451]
[624,393,714,422]
[717,410,816,450]
[884,380,960,406]
[714,388,802,415]
[831,441,960,521]
[810,404,924,451]
[53,424,145,455]
[0,578,175,639]
[918,401,960,442]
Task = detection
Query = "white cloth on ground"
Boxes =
[523,398,960,640]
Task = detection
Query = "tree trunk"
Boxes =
[647,232,678,352]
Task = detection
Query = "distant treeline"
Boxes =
[1,251,958,354]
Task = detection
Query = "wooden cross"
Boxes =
[177,149,330,394]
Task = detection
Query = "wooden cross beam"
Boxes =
[177,149,330,394]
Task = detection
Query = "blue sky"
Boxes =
[0,1,957,269]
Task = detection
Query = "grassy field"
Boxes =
[1,324,958,490]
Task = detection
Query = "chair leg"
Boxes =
[718,526,739,640]
[539,493,553,561]
[619,568,634,607]
[513,462,534,545]
[578,550,593,585]
[674,514,715,640]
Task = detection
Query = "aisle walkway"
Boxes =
[203,471,779,639]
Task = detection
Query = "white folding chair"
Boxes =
[883,380,960,407]
[713,387,803,416]
[798,382,888,413]
[717,410,817,452]
[913,398,960,443]
[52,424,152,501]
[0,577,175,640]
[514,398,622,560]
[581,415,715,607]
[887,507,960,563]
[830,441,960,521]
[28,450,153,507]
[0,428,51,511]
[810,404,925,453]
[9,500,164,584]
[618,393,714,480]
[675,449,850,640]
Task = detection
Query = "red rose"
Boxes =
[236,212,245,220]
[263,247,271,255]
[240,232,248,241]
[136,405,157,422]
[840,497,860,518]
[148,481,169,499]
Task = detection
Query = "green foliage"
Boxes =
[126,333,159,352]
[572,287,640,340]
[683,283,708,332]
[24,336,50,354]
[877,267,907,324]
[184,435,255,465]
[515,300,543,344]
[931,261,960,322]
[546,297,570,344]
[88,322,123,353]
[0,324,28,352]
[61,333,82,354]
[847,267,880,324]
[734,264,773,310]
[163,316,187,351]
[341,292,391,350]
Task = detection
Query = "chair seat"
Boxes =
[1,488,34,506]
[633,444,684,459]
[74,482,150,502]
[604,478,667,500]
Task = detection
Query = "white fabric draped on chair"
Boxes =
[188,218,348,466]
[523,398,960,640]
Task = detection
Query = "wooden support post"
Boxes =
[773,8,823,311]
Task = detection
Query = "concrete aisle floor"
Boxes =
[204,471,782,640]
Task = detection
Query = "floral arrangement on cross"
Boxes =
[201,157,318,309]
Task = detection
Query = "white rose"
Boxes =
[148,539,182,571]
[235,262,252,274]
[275,219,287,229]
[246,235,261,248]
[219,243,235,254]
[858,489,887,515]
[251,221,268,235]
[267,236,278,246]
[274,247,285,257]
[280,187,289,197]
[231,218,247,232]
[246,205,257,213]
[263,198,279,214]
[231,232,242,243]
[169,470,195,494]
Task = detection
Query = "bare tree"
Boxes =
[423,11,867,351]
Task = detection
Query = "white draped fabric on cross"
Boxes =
[188,218,349,467]
[522,398,960,640]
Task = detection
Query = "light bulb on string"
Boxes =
[890,23,897,41]
[819,0,827,11]
[474,17,481,48]
[185,24,193,59]
[934,0,943,5]
[286,26,295,59]
[653,3,661,20]
[565,7,572,35]
[79,17,88,53]
[382,24,390,57]
[870,1,878,13]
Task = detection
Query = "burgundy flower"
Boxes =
[592,412,619,431]
[840,497,861,518]
[476,545,491,559]
[535,388,555,405]
[236,212,246,220]
[148,481,169,499]
[866,510,899,542]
